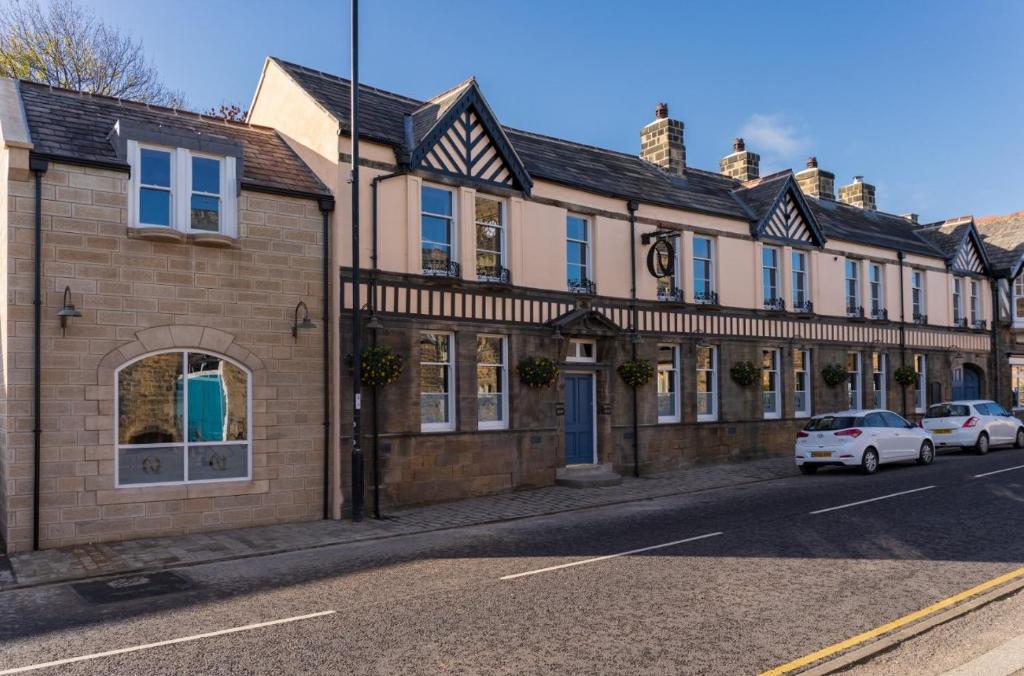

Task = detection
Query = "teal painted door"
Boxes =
[564,374,595,465]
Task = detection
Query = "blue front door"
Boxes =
[564,374,595,465]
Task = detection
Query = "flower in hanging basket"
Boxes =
[893,365,918,388]
[618,358,655,388]
[517,356,559,388]
[361,346,403,387]
[730,360,759,386]
[822,363,849,387]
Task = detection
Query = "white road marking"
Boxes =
[974,464,1024,479]
[0,610,336,675]
[809,486,936,515]
[499,531,723,581]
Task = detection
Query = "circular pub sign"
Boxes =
[646,238,675,278]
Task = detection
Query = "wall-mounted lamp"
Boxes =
[57,286,81,336]
[292,301,316,342]
[365,313,383,331]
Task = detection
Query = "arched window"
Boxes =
[116,350,251,486]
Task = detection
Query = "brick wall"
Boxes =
[1,161,326,552]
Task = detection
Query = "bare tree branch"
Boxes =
[0,0,184,107]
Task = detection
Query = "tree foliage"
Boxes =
[0,0,183,106]
[204,103,247,122]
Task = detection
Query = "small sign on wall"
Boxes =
[555,403,565,416]
[599,403,612,415]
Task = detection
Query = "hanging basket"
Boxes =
[618,358,655,388]
[517,356,559,388]
[822,363,849,387]
[729,360,759,387]
[361,346,403,387]
[894,365,918,387]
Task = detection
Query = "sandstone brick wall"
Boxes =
[1,160,326,552]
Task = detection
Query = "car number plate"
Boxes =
[811,451,832,458]
[933,429,953,435]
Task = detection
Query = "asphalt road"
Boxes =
[3,447,1024,675]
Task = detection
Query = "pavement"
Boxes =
[2,447,1024,674]
[0,456,793,591]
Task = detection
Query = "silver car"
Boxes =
[921,400,1024,454]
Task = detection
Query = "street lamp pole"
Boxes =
[349,0,364,522]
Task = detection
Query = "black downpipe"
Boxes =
[319,198,335,519]
[30,156,47,551]
[991,280,1001,405]
[349,0,364,522]
[897,251,907,416]
[627,200,640,478]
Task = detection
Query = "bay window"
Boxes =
[116,351,250,486]
[421,332,455,432]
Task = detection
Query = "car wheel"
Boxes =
[799,464,818,475]
[1015,428,1024,449]
[917,441,935,465]
[974,433,990,455]
[861,448,879,475]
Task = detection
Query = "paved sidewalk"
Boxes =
[0,456,794,591]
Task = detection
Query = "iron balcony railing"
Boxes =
[870,306,888,321]
[694,290,719,306]
[953,317,968,329]
[763,297,785,312]
[792,299,813,314]
[657,286,683,302]
[972,318,988,330]
[476,265,511,285]
[568,278,597,296]
[422,259,461,279]
[846,304,864,318]
[913,312,928,325]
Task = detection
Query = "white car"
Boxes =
[921,400,1024,454]
[796,409,935,475]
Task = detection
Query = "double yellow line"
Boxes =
[761,565,1024,675]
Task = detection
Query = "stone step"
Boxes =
[555,464,623,489]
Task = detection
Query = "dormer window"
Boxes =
[128,140,237,239]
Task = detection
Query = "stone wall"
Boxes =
[1,161,326,552]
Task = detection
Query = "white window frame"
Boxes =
[657,344,681,424]
[420,331,456,433]
[791,251,809,309]
[970,279,980,324]
[566,213,592,289]
[871,352,887,409]
[845,259,861,313]
[127,141,237,237]
[794,348,811,418]
[566,338,597,363]
[762,246,780,304]
[476,334,508,431]
[656,239,682,300]
[696,345,718,422]
[952,277,963,323]
[421,183,457,275]
[114,349,253,488]
[1013,276,1024,327]
[474,195,506,281]
[914,354,927,413]
[693,236,716,301]
[1011,357,1024,410]
[762,348,781,419]
[847,352,862,410]
[911,269,925,319]
[869,263,884,314]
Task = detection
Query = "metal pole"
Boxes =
[349,0,364,522]
[627,200,640,478]
[897,251,907,416]
[31,161,45,550]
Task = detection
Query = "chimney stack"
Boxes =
[795,156,835,200]
[640,102,686,175]
[719,137,760,181]
[902,213,919,224]
[838,176,877,210]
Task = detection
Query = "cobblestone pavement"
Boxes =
[0,456,794,591]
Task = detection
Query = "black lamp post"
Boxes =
[293,301,316,341]
[57,286,81,336]
[349,0,365,522]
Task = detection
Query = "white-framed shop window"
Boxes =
[847,352,862,409]
[420,332,455,432]
[871,352,886,409]
[128,141,237,237]
[657,344,680,423]
[476,335,508,430]
[794,348,811,418]
[914,354,927,413]
[762,348,781,419]
[696,345,718,422]
[115,350,251,487]
[566,338,596,363]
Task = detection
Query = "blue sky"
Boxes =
[80,0,1023,222]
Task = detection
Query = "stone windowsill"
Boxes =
[127,227,239,249]
[190,232,238,249]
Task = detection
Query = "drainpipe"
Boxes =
[369,171,403,519]
[627,199,640,478]
[897,251,907,416]
[991,279,1001,405]
[318,196,335,520]
[349,0,364,522]
[30,155,47,551]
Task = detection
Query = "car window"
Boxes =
[882,411,910,428]
[926,404,969,418]
[805,416,858,431]
[862,413,885,428]
[974,403,994,416]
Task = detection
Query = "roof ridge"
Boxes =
[18,79,279,135]
[421,76,477,107]
[270,56,426,106]
[736,169,791,190]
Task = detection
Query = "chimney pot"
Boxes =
[655,102,668,119]
[720,137,759,181]
[795,157,835,200]
[733,137,745,152]
[839,176,877,210]
[806,156,818,169]
[641,104,685,175]
[854,175,863,183]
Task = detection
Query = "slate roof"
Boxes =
[914,218,973,261]
[17,80,329,198]
[977,212,1024,277]
[270,58,948,259]
[409,78,475,146]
